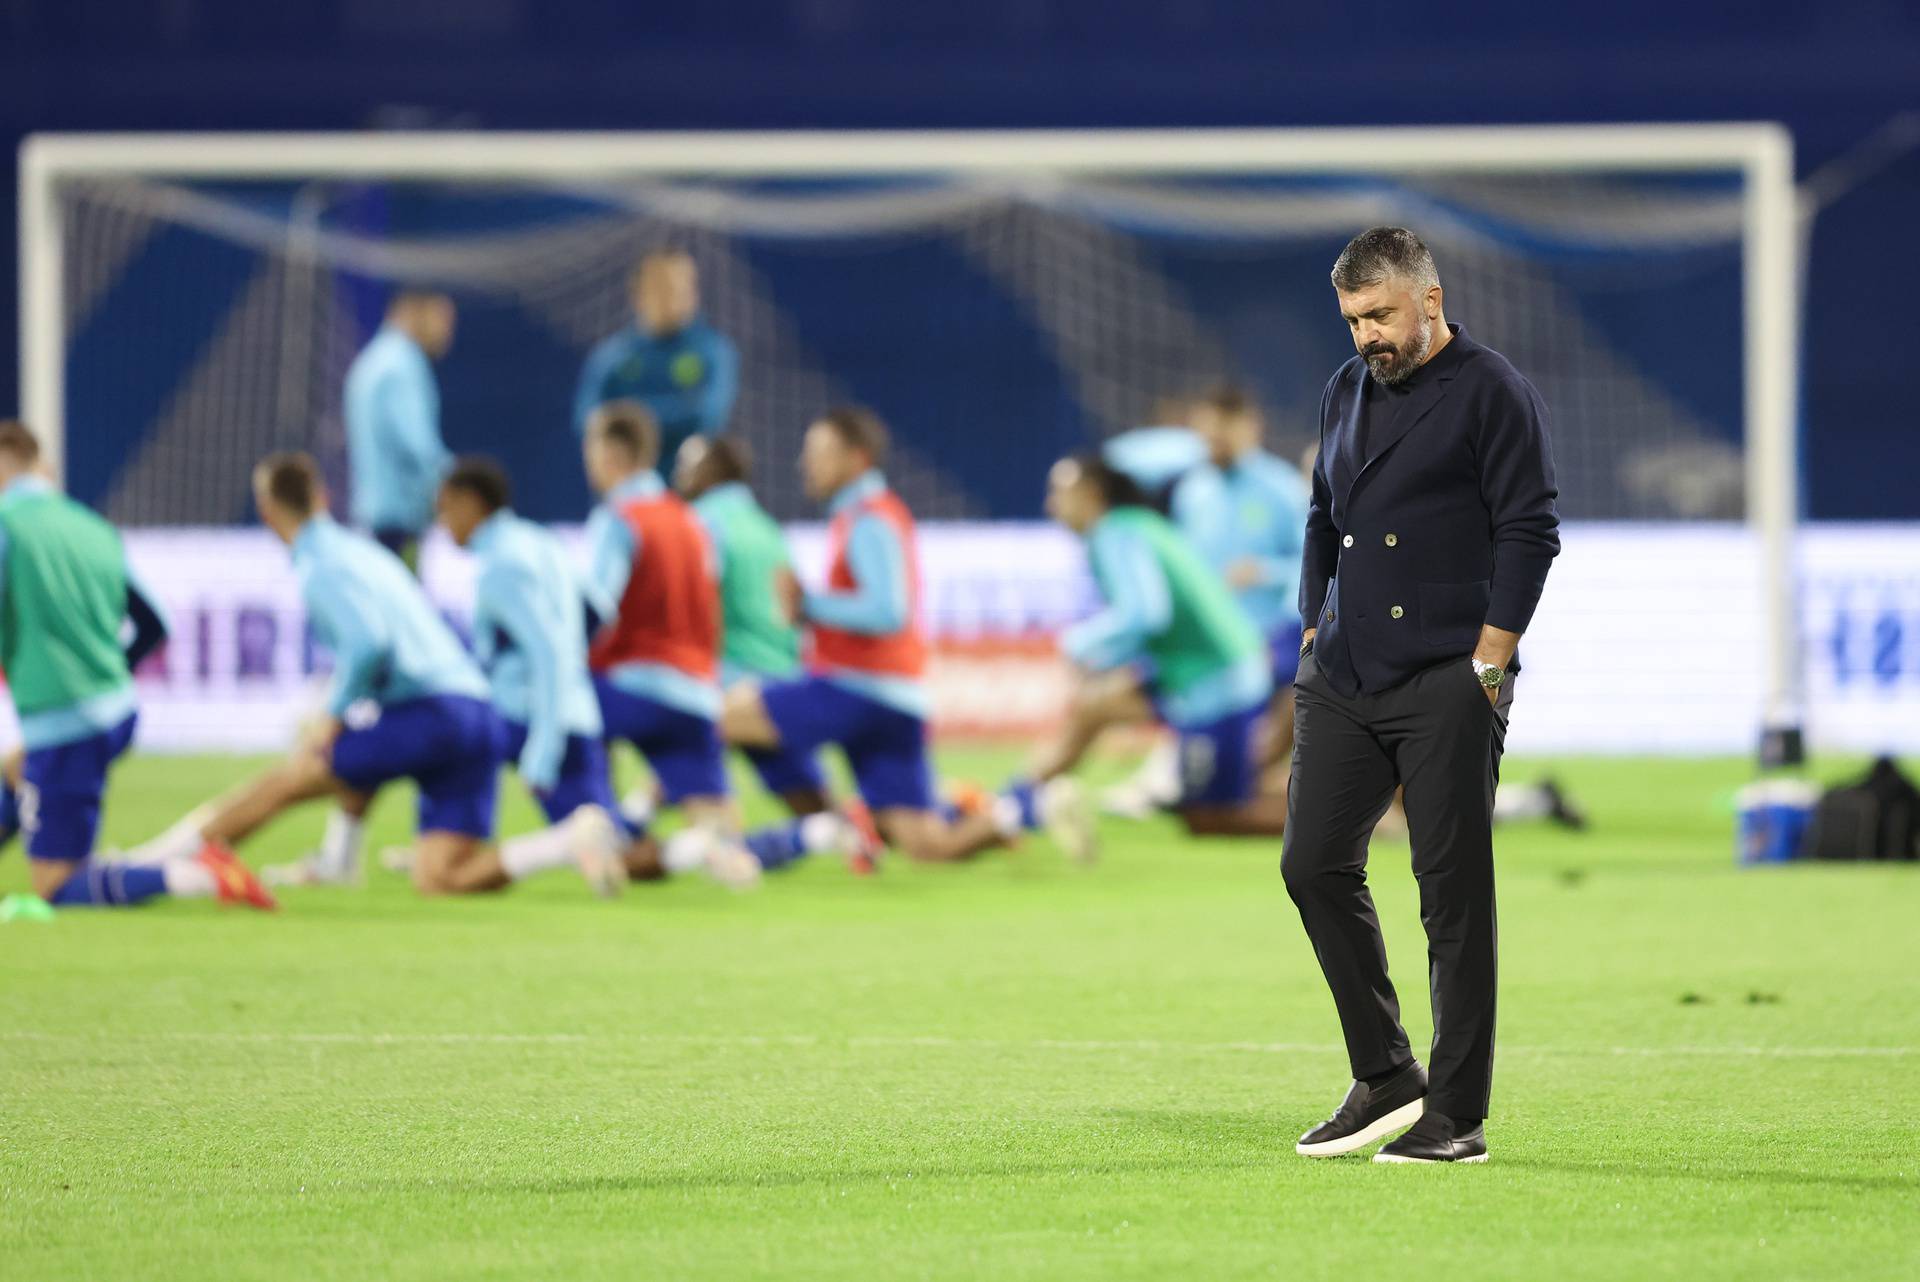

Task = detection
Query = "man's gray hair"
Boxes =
[1330,226,1440,294]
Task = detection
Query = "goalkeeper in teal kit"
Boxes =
[574,250,739,475]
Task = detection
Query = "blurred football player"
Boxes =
[1017,453,1291,838]
[709,407,1090,871]
[428,457,628,895]
[125,452,622,897]
[574,250,739,479]
[1104,389,1310,818]
[672,434,830,818]
[344,288,456,572]
[0,422,259,909]
[583,404,803,884]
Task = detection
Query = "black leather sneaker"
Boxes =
[1294,1061,1427,1157]
[1373,1110,1488,1164]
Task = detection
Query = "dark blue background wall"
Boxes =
[4,1,1918,517]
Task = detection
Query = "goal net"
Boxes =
[18,129,1802,752]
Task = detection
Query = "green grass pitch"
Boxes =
[3,748,1916,1281]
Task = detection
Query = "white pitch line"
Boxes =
[0,1030,1911,1059]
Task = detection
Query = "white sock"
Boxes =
[798,812,848,852]
[662,828,711,874]
[162,859,217,898]
[1136,738,1182,806]
[122,808,212,867]
[314,809,365,878]
[619,787,656,833]
[499,823,577,881]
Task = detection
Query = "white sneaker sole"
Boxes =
[1373,1150,1489,1165]
[1294,1097,1425,1157]
[567,807,626,900]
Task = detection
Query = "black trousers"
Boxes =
[1281,650,1513,1120]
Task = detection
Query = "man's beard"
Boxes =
[1362,312,1434,386]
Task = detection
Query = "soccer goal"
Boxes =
[16,125,1801,753]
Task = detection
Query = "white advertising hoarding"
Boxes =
[3,522,1913,757]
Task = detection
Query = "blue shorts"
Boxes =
[1168,703,1262,810]
[760,676,935,812]
[330,695,500,838]
[1268,621,1306,691]
[740,741,828,798]
[594,678,729,804]
[499,722,616,826]
[17,714,139,861]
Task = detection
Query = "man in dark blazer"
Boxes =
[1284,227,1560,1165]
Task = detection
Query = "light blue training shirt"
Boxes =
[468,510,603,792]
[344,325,452,535]
[1170,448,1311,639]
[290,515,488,719]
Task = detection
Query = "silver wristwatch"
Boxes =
[1471,659,1506,690]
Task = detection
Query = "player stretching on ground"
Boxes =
[432,458,627,895]
[1019,453,1289,838]
[714,407,1091,867]
[582,404,776,882]
[128,453,620,896]
[673,434,832,818]
[1104,390,1310,817]
[0,422,272,910]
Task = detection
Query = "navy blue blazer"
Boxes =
[1300,324,1560,699]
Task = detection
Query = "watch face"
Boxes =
[1478,665,1504,688]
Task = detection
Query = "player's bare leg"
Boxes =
[264,789,375,888]
[411,807,624,898]
[876,806,1010,864]
[122,747,352,870]
[1181,789,1290,837]
[411,831,509,896]
[1029,670,1157,783]
[719,681,781,750]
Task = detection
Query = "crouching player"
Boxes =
[0,421,272,909]
[1017,453,1289,838]
[434,457,626,896]
[674,435,832,819]
[127,452,619,895]
[581,405,765,883]
[715,407,1090,867]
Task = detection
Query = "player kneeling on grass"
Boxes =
[125,452,622,897]
[1009,454,1290,839]
[431,456,629,896]
[710,407,1092,872]
[584,403,871,887]
[674,434,839,823]
[0,421,272,910]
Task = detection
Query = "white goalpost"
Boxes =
[15,124,1802,751]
